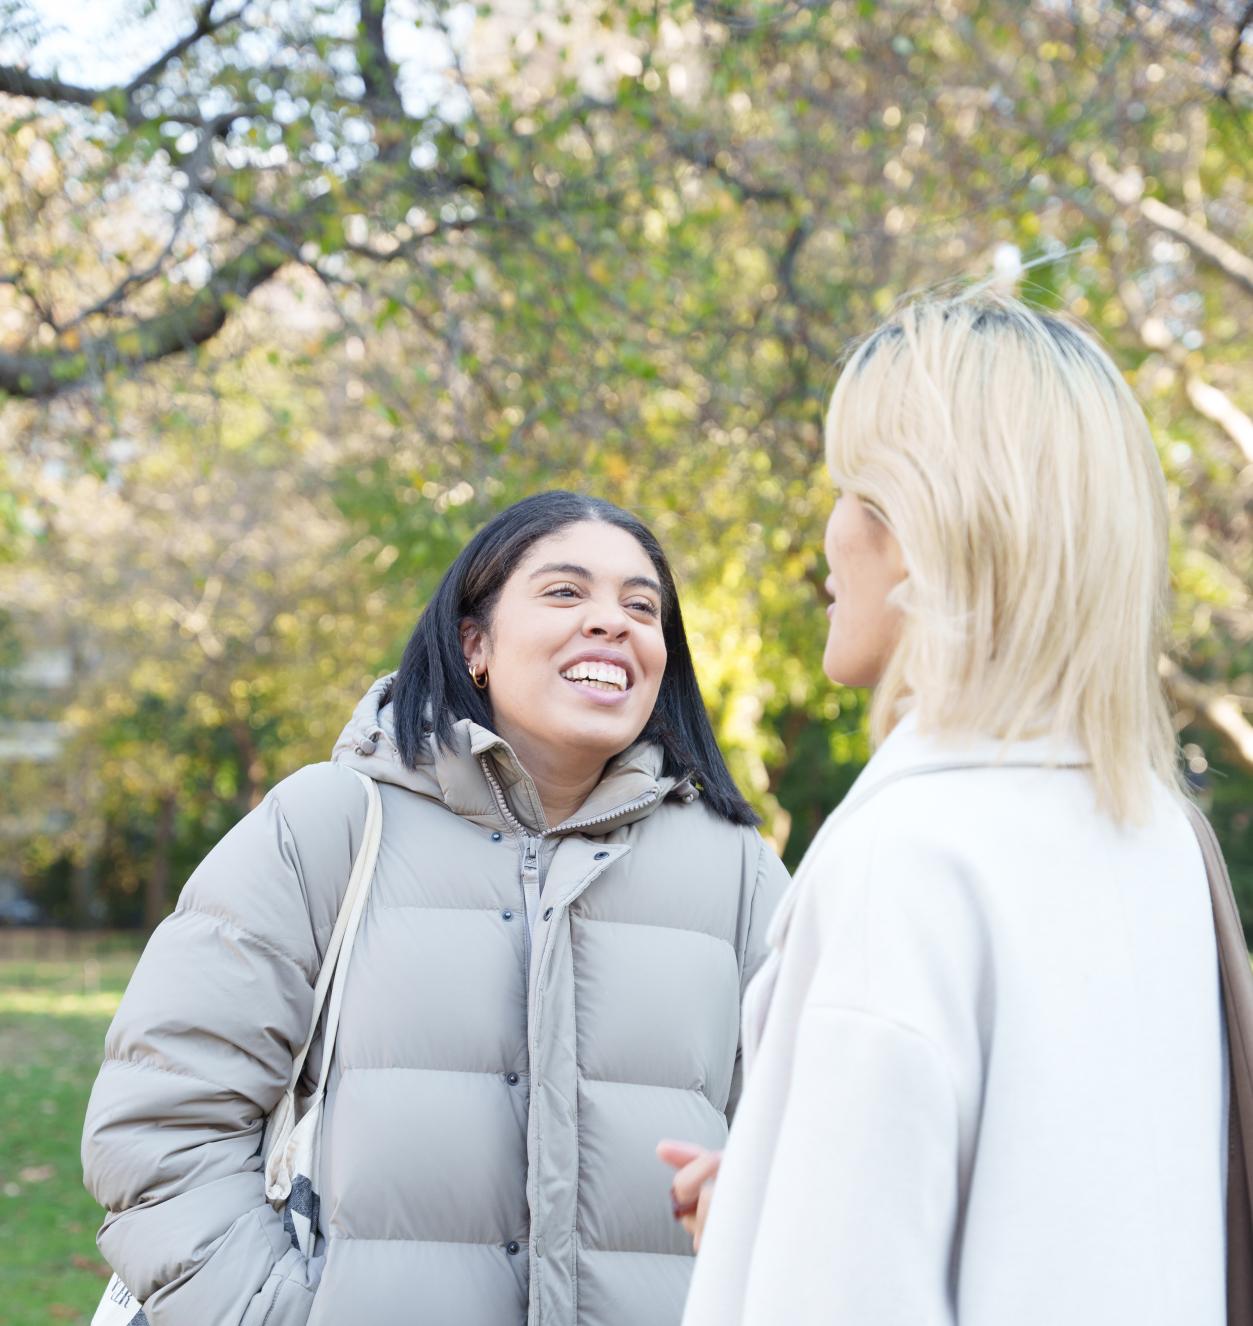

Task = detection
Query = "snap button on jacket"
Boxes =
[82,677,787,1326]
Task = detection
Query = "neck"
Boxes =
[497,727,606,828]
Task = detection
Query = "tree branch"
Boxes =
[336,203,484,265]
[57,112,244,334]
[1223,0,1253,101]
[1185,376,1253,467]
[124,1,245,96]
[665,129,793,204]
[1089,156,1253,297]
[1139,194,1253,298]
[1163,658,1253,774]
[356,0,404,118]
[1114,269,1253,467]
[0,65,118,111]
[0,2,247,126]
[0,238,287,398]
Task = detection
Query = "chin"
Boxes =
[822,646,846,684]
[551,711,638,753]
[823,649,868,688]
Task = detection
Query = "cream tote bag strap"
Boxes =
[92,768,383,1326]
[263,767,383,1202]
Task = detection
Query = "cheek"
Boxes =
[648,628,669,670]
[831,513,866,569]
[825,499,855,558]
[639,636,667,700]
[824,524,840,574]
[486,632,552,699]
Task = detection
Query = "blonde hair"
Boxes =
[825,290,1178,822]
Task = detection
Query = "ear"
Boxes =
[460,619,488,673]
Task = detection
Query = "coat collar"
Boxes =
[762,711,1091,953]
[332,673,691,836]
[460,720,685,835]
[846,709,1091,807]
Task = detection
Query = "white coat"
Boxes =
[682,713,1227,1326]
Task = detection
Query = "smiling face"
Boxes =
[822,492,908,687]
[461,520,669,770]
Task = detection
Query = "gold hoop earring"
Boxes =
[469,664,489,690]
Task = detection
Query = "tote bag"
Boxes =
[1183,801,1253,1320]
[91,769,383,1326]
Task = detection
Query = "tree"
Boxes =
[1,0,1250,919]
[0,313,398,922]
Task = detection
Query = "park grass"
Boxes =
[0,944,142,1326]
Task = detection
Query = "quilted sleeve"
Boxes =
[81,762,368,1326]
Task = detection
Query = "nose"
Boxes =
[582,595,632,639]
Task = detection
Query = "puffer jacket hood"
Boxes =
[332,673,697,835]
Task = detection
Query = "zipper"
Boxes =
[479,756,529,837]
[478,753,659,841]
[479,754,660,985]
[479,754,655,1312]
[550,790,659,835]
[479,752,544,1310]
[479,758,534,969]
[518,833,535,973]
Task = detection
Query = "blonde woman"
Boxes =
[670,294,1226,1325]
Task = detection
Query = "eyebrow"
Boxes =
[529,562,664,597]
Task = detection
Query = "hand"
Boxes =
[657,1138,722,1253]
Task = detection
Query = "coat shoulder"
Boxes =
[645,796,781,878]
[800,774,993,932]
[269,759,369,827]
[174,762,370,955]
[820,762,1078,862]
[269,759,371,857]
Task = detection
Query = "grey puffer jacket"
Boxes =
[82,677,787,1326]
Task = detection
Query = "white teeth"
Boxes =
[560,661,628,690]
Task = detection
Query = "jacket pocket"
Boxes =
[239,1248,323,1326]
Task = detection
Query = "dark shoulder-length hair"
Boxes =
[390,490,758,826]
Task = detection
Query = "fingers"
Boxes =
[692,1179,716,1253]
[669,1148,722,1210]
[656,1138,705,1170]
[658,1138,723,1252]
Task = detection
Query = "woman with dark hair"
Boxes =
[82,491,787,1326]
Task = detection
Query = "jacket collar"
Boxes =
[763,711,1091,952]
[461,720,684,835]
[333,673,689,836]
[844,708,1090,809]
